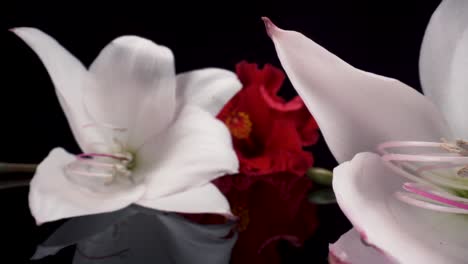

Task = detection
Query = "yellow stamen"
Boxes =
[224,111,253,139]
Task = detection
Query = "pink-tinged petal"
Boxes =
[10,28,108,153]
[137,183,231,215]
[262,18,450,163]
[176,68,242,115]
[419,0,468,139]
[29,148,146,224]
[329,228,395,264]
[136,105,238,200]
[333,152,468,263]
[87,36,177,149]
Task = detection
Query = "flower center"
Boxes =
[65,150,136,185]
[378,139,468,214]
[64,124,138,191]
[224,111,252,139]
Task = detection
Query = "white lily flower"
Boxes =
[263,0,468,263]
[12,28,241,225]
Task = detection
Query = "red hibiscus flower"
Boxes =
[216,61,319,182]
[185,61,319,263]
[210,62,319,262]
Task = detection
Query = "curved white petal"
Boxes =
[137,183,231,215]
[29,148,146,224]
[263,18,450,163]
[419,0,468,139]
[176,68,242,115]
[333,152,468,263]
[329,228,395,264]
[11,28,107,153]
[87,36,177,149]
[136,105,238,199]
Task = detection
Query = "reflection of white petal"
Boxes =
[88,36,177,149]
[264,18,450,163]
[137,183,231,215]
[72,210,235,264]
[176,68,241,115]
[333,152,468,263]
[29,148,146,224]
[11,28,107,153]
[329,228,394,264]
[137,105,238,199]
[419,0,468,139]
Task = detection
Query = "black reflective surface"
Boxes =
[1,1,442,263]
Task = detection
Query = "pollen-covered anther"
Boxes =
[224,111,253,139]
[456,140,468,152]
[440,138,468,156]
[457,166,468,177]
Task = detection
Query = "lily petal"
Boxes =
[137,105,238,199]
[263,18,450,163]
[333,152,468,263]
[419,0,468,139]
[137,183,231,215]
[176,68,242,115]
[329,228,395,264]
[29,148,146,224]
[88,36,177,149]
[11,28,107,153]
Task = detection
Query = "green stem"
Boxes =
[0,162,37,173]
[306,167,333,186]
[0,180,30,189]
[0,162,36,190]
[308,188,337,205]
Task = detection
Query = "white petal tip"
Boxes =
[262,17,280,38]
[8,27,35,35]
[8,27,48,45]
[111,35,149,45]
[107,35,174,64]
[8,27,25,37]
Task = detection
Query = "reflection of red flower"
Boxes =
[228,175,317,264]
[217,61,319,179]
[191,174,317,264]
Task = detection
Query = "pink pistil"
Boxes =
[382,159,432,183]
[395,192,468,214]
[65,152,131,180]
[403,183,468,210]
[64,167,112,178]
[377,141,442,155]
[416,163,461,175]
[77,153,129,162]
[382,153,468,164]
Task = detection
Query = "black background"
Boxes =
[1,0,441,263]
